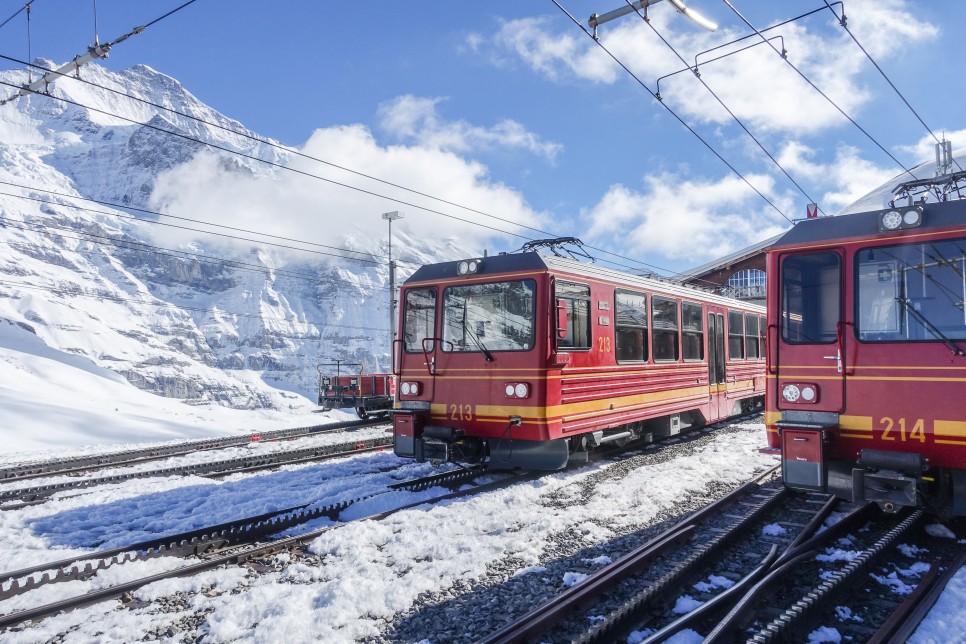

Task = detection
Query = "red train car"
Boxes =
[391,248,766,470]
[765,197,966,517]
[317,363,394,419]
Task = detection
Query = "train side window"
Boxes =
[556,281,591,350]
[759,315,767,359]
[403,288,437,353]
[744,313,760,359]
[682,301,704,361]
[652,296,679,361]
[782,252,841,344]
[615,290,648,362]
[728,310,745,359]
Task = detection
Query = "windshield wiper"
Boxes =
[462,313,494,362]
[896,297,966,356]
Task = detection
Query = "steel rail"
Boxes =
[0,466,510,628]
[479,464,781,643]
[0,436,392,504]
[868,541,966,644]
[0,418,384,482]
[0,464,484,603]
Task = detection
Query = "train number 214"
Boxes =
[880,417,925,442]
[449,404,473,421]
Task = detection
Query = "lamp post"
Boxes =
[382,211,404,369]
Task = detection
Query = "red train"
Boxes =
[391,246,766,470]
[317,363,394,419]
[766,195,966,517]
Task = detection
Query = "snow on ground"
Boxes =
[0,329,963,642]
[0,320,331,462]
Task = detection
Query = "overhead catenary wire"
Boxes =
[820,0,963,173]
[0,53,692,279]
[549,0,793,226]
[624,0,826,216]
[0,178,381,264]
[0,278,389,334]
[0,0,199,106]
[0,214,390,292]
[0,2,35,33]
[720,0,918,182]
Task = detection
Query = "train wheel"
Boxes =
[356,407,369,420]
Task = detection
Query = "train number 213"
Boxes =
[449,404,474,421]
[880,417,925,442]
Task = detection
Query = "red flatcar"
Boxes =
[391,247,766,470]
[765,194,966,517]
[317,362,394,419]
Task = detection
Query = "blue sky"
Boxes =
[2,0,965,275]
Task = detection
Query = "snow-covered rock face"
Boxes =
[0,61,447,410]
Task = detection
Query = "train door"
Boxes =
[707,310,726,419]
[776,250,845,413]
[402,287,439,401]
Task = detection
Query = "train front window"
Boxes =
[856,239,966,344]
[403,288,437,353]
[781,252,841,344]
[441,280,536,353]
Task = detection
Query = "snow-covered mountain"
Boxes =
[0,60,463,411]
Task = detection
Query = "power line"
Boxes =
[720,0,918,182]
[0,53,708,278]
[624,0,826,216]
[0,214,390,292]
[549,0,793,225]
[0,1,35,33]
[0,0,199,106]
[0,278,390,335]
[0,181,381,265]
[0,77,540,246]
[821,0,962,173]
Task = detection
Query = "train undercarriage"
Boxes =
[402,395,764,471]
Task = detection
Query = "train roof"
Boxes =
[403,252,765,312]
[771,198,966,249]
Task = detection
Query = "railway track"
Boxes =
[480,468,965,643]
[0,428,391,507]
[0,417,383,483]
[0,464,518,630]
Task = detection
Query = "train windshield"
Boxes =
[856,239,966,345]
[441,279,536,353]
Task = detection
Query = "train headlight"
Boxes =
[880,211,902,230]
[782,384,801,402]
[879,207,923,231]
[505,382,531,398]
[401,381,421,396]
[781,383,818,404]
[457,259,482,275]
[902,208,922,226]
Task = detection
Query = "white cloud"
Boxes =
[489,1,937,134]
[376,94,563,161]
[492,16,620,83]
[777,141,913,212]
[584,172,789,264]
[147,123,547,263]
